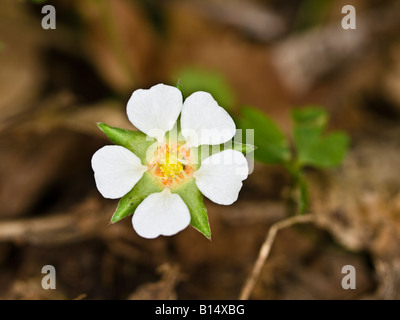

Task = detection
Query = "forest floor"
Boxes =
[0,0,399,299]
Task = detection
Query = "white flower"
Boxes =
[92,83,249,239]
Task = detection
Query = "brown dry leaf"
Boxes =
[0,197,112,245]
[6,278,66,300]
[309,128,400,252]
[127,263,183,300]
[372,258,400,299]
[0,128,82,218]
[180,0,287,42]
[383,43,400,113]
[308,127,400,298]
[270,2,400,96]
[21,94,135,137]
[0,0,45,125]
[75,0,159,94]
[162,1,292,130]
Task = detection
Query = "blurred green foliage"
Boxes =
[292,107,349,168]
[174,67,236,111]
[236,107,290,164]
[238,106,350,214]
[295,0,332,31]
[175,68,349,215]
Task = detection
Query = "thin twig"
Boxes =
[0,198,110,245]
[239,213,315,300]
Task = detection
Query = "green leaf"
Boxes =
[237,106,290,164]
[293,125,321,153]
[297,132,350,168]
[174,68,235,111]
[291,107,328,129]
[289,107,349,213]
[292,107,349,168]
[110,172,162,223]
[292,107,328,148]
[98,123,155,164]
[173,178,211,239]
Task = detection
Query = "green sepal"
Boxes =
[196,141,256,163]
[176,79,183,93]
[98,123,155,164]
[232,142,257,155]
[110,171,163,224]
[173,178,211,240]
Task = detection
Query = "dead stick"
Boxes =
[239,214,315,300]
[0,200,109,245]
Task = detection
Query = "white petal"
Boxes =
[193,149,249,205]
[181,91,236,147]
[132,189,191,239]
[126,83,183,142]
[91,145,147,199]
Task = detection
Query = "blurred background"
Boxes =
[1,0,400,299]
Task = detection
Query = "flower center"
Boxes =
[149,143,193,187]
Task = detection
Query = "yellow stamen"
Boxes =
[149,143,193,187]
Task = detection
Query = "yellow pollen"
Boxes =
[160,152,183,177]
[149,143,192,187]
